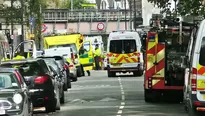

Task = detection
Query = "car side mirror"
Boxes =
[49,66,57,76]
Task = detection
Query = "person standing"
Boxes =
[79,46,90,76]
[94,44,101,70]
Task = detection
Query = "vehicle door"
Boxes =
[194,36,205,101]
[79,40,94,71]
[107,39,140,68]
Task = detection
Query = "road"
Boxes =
[34,70,187,116]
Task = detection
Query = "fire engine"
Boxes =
[144,17,195,102]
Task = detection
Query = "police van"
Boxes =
[106,31,144,77]
[183,19,205,115]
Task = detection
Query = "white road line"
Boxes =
[117,77,125,116]
[119,106,124,109]
[121,102,125,105]
[122,95,125,100]
[117,110,123,114]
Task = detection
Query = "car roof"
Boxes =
[1,58,43,65]
[0,68,17,73]
[38,55,64,60]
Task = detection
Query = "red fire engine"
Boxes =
[144,19,194,102]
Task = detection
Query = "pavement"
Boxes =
[33,70,187,116]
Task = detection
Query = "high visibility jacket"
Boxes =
[1,58,10,61]
[94,48,101,57]
[13,55,25,60]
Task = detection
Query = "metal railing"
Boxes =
[43,9,141,22]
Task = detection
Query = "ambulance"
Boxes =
[183,19,205,115]
[106,31,144,77]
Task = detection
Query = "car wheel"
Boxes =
[77,66,82,77]
[63,82,68,91]
[60,91,65,104]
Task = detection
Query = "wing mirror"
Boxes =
[49,66,57,77]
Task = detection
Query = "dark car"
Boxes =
[38,56,72,90]
[0,68,32,116]
[42,58,65,104]
[1,59,58,113]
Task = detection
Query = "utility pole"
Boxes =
[20,0,24,54]
[134,0,136,31]
[124,0,127,30]
[71,0,73,11]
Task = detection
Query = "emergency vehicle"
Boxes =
[84,36,104,69]
[183,19,205,115]
[106,31,144,77]
[144,18,194,102]
[43,33,94,77]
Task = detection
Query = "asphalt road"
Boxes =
[33,70,187,116]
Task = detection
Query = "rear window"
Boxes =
[0,73,21,89]
[199,37,205,66]
[109,40,136,54]
[17,63,44,76]
[44,59,61,73]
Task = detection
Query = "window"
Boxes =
[199,37,205,66]
[83,42,90,52]
[18,63,44,76]
[44,59,61,74]
[49,44,78,54]
[0,73,21,89]
[109,40,136,54]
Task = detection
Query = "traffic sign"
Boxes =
[41,24,47,33]
[10,35,14,40]
[97,23,105,31]
[30,17,34,27]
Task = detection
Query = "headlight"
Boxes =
[13,93,23,104]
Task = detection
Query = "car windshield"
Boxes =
[109,40,137,54]
[49,44,78,54]
[0,73,21,89]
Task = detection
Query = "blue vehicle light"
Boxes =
[149,36,155,39]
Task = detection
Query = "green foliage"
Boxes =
[147,0,205,16]
[60,0,88,9]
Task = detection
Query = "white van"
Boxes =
[106,31,144,77]
[184,20,205,115]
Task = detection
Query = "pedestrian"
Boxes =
[13,51,25,60]
[79,46,90,76]
[94,44,101,70]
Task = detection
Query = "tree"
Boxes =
[147,0,205,16]
[60,0,88,9]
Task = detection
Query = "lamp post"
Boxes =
[124,0,127,30]
[20,0,24,54]
[134,0,136,31]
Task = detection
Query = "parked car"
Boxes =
[0,68,33,116]
[38,56,72,90]
[66,58,77,82]
[42,58,65,104]
[1,59,60,112]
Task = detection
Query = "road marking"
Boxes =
[117,77,125,116]
[117,110,122,114]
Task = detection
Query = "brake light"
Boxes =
[69,64,74,68]
[71,53,74,60]
[34,76,49,84]
[107,58,109,64]
[191,68,197,92]
[14,71,23,84]
[64,64,69,69]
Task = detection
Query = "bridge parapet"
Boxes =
[43,9,141,22]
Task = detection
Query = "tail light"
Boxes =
[192,68,197,92]
[34,76,49,84]
[107,57,109,64]
[69,64,74,68]
[64,64,69,69]
[71,53,75,60]
[14,71,23,84]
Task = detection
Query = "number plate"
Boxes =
[0,109,5,115]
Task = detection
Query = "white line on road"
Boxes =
[117,110,122,114]
[117,77,125,116]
